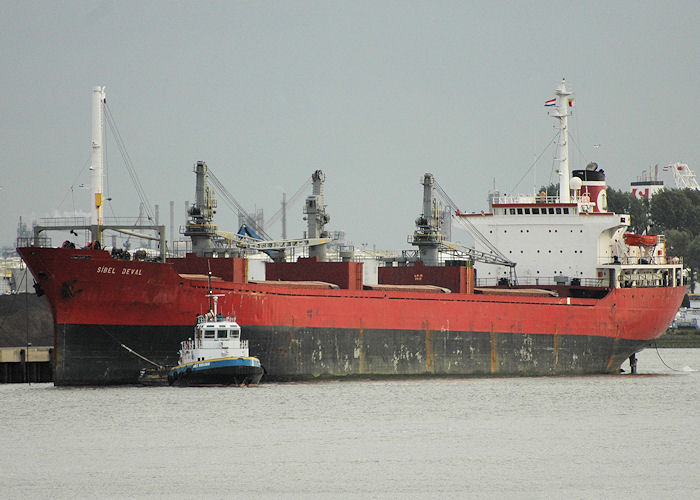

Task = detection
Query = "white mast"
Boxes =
[551,79,572,203]
[91,86,106,243]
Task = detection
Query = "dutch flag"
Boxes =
[544,98,556,107]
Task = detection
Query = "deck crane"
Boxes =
[409,173,517,282]
[183,162,329,261]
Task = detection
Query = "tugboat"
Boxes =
[168,293,264,386]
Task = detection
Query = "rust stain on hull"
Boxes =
[490,323,497,374]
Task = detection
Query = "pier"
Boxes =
[0,346,52,383]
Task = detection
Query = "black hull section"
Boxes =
[55,323,649,385]
[245,326,646,380]
[169,366,264,387]
[54,323,188,385]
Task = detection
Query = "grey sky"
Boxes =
[1,1,698,250]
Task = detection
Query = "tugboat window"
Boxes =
[217,329,227,339]
[204,329,215,339]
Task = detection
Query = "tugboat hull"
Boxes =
[168,357,264,386]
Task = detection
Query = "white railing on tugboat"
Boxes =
[196,314,237,324]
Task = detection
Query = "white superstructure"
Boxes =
[463,80,677,287]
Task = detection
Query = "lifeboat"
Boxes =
[624,233,659,247]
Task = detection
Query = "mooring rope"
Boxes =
[653,341,687,373]
[98,325,165,369]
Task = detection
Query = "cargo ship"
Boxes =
[17,81,685,385]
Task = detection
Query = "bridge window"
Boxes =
[510,208,516,215]
[533,208,540,214]
[525,208,531,214]
[563,208,569,214]
[556,208,562,214]
[517,208,523,215]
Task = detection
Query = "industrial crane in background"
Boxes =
[667,162,700,191]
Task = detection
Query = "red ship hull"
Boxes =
[19,247,685,385]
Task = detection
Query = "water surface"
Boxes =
[2,348,698,498]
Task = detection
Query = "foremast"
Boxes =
[91,86,106,244]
